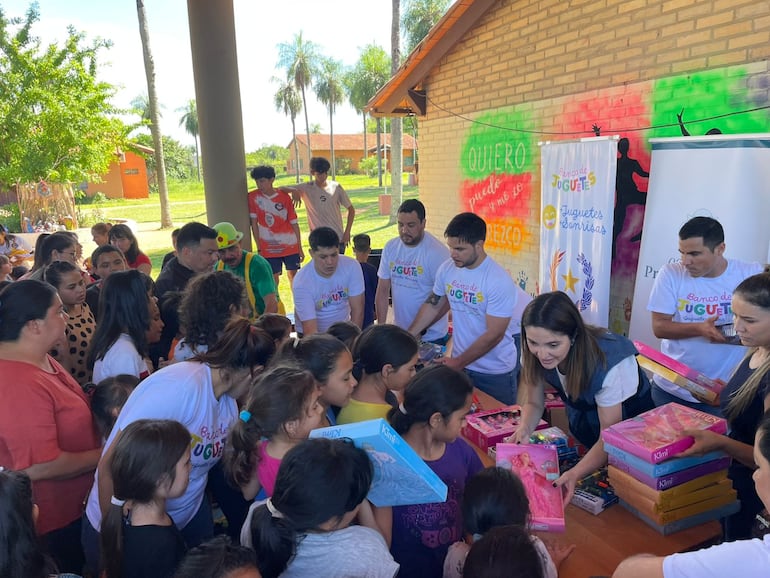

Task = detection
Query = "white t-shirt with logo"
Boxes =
[378,232,450,341]
[434,256,518,374]
[647,259,762,402]
[85,361,238,530]
[293,255,365,333]
[662,534,770,578]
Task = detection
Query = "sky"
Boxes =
[3,0,396,152]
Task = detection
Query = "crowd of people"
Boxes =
[1,158,769,578]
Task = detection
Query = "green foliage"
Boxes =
[358,156,378,177]
[335,157,352,175]
[0,4,128,189]
[0,203,21,231]
[245,145,289,172]
[402,0,451,54]
[346,45,390,114]
[133,134,195,180]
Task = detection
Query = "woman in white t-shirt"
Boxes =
[613,410,770,578]
[88,269,154,382]
[513,291,654,501]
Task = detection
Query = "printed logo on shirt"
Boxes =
[316,287,350,309]
[446,281,484,305]
[389,261,424,277]
[676,293,732,321]
[190,423,228,461]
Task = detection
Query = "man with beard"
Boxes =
[213,221,279,321]
[375,199,450,345]
[408,212,519,404]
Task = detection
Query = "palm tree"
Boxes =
[390,0,403,223]
[135,0,172,228]
[402,0,451,53]
[273,78,303,183]
[278,32,319,175]
[315,58,346,178]
[177,99,200,181]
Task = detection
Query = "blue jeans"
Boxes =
[464,367,518,405]
[650,382,724,417]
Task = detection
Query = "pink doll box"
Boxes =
[462,405,548,453]
[496,443,565,532]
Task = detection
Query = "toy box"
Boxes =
[636,356,720,403]
[604,443,727,478]
[634,341,725,399]
[600,403,727,464]
[570,468,617,515]
[462,405,548,453]
[608,465,730,507]
[619,498,740,535]
[310,418,447,507]
[608,454,731,491]
[495,443,565,532]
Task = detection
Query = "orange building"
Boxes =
[286,133,417,175]
[84,143,153,200]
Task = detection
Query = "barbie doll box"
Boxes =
[600,403,727,464]
[634,341,725,401]
[495,443,565,532]
[310,418,448,507]
[462,405,548,453]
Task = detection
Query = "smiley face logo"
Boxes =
[542,205,557,229]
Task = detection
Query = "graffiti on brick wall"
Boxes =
[458,107,536,255]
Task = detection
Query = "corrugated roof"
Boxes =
[289,133,417,149]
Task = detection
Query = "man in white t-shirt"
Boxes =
[408,213,519,404]
[286,156,355,254]
[376,199,450,345]
[292,226,365,335]
[647,216,762,415]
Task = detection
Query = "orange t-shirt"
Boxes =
[247,189,300,258]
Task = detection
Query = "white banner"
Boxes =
[539,137,617,325]
[629,135,770,346]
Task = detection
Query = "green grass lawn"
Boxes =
[79,174,418,312]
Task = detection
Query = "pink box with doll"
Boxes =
[462,405,548,453]
[600,403,727,464]
[495,443,565,532]
[633,341,725,396]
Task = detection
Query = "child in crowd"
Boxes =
[101,419,191,578]
[91,222,112,247]
[85,374,140,440]
[10,264,28,280]
[172,535,260,578]
[353,233,378,328]
[388,365,484,578]
[224,366,323,500]
[254,313,292,348]
[443,467,563,578]
[462,526,545,578]
[326,320,361,350]
[109,223,152,275]
[0,469,61,578]
[44,260,96,386]
[275,333,356,425]
[246,438,399,578]
[337,323,419,425]
[88,269,153,382]
[0,254,11,281]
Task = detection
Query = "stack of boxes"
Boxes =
[601,403,740,534]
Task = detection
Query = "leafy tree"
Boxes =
[136,0,171,227]
[310,123,322,134]
[177,99,200,181]
[314,57,346,178]
[277,32,320,173]
[0,4,127,189]
[245,145,289,173]
[402,0,451,53]
[272,78,303,182]
[346,44,390,184]
[134,133,195,181]
[390,0,403,222]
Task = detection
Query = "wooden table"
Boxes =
[466,388,721,578]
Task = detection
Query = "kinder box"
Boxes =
[600,403,727,464]
[607,455,731,491]
[608,464,730,506]
[634,341,725,398]
[462,405,548,452]
[604,443,727,478]
[496,443,565,532]
[310,418,447,507]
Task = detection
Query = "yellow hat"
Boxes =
[213,222,244,249]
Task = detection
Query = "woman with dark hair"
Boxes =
[44,260,95,386]
[247,438,398,578]
[109,223,152,275]
[24,231,79,281]
[88,269,153,382]
[513,291,653,502]
[0,280,101,573]
[173,271,247,361]
[82,318,276,573]
[337,323,419,424]
[0,469,60,578]
[462,526,544,578]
